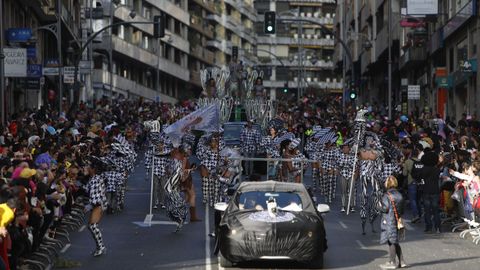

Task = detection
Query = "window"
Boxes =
[143,35,150,50]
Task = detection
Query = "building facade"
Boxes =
[1,0,81,116]
[335,0,480,122]
[254,0,341,100]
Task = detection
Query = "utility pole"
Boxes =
[0,0,5,126]
[387,0,392,120]
[342,0,347,114]
[157,37,161,95]
[109,1,114,102]
[57,0,63,114]
[297,8,304,101]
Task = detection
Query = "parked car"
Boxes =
[214,181,329,268]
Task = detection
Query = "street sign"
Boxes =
[6,28,32,42]
[27,64,42,77]
[43,67,60,76]
[407,85,420,100]
[3,48,27,77]
[63,66,76,84]
[79,60,92,74]
[40,76,45,85]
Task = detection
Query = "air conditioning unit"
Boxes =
[294,77,298,82]
[326,13,331,18]
[314,34,319,39]
[314,12,320,18]
[307,13,312,17]
[306,34,312,39]
[307,77,312,82]
[301,12,305,17]
[314,77,319,82]
[326,78,331,83]
[294,33,299,39]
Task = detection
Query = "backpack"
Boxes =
[411,160,425,186]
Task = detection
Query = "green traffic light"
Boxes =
[283,88,288,93]
[350,92,356,99]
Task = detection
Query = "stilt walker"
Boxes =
[196,135,221,207]
[164,156,189,232]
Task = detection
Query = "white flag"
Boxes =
[164,104,220,146]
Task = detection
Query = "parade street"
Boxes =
[58,155,480,270]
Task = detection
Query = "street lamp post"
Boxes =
[387,0,393,120]
[56,0,63,115]
[0,0,5,126]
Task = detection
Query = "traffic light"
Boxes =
[232,46,238,60]
[264,11,276,34]
[349,90,357,100]
[283,82,288,93]
[154,13,166,38]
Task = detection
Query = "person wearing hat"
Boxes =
[84,157,108,257]
[196,135,221,208]
[152,139,173,209]
[280,138,304,183]
[337,142,357,212]
[240,119,261,177]
[321,140,340,204]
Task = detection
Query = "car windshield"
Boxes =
[238,191,303,212]
[223,125,243,141]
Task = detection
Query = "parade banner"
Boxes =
[164,103,220,145]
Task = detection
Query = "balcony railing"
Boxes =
[399,46,427,70]
[263,79,343,90]
[192,0,216,14]
[257,36,335,47]
[145,0,189,25]
[92,69,177,103]
[112,36,190,82]
[190,15,214,38]
[61,4,80,39]
[257,58,335,69]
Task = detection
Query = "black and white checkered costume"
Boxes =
[164,160,188,228]
[338,151,358,208]
[320,146,340,203]
[86,174,108,211]
[240,127,261,153]
[359,158,383,228]
[196,143,221,207]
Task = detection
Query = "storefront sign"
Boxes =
[460,59,477,72]
[63,66,76,84]
[443,0,476,39]
[27,46,36,59]
[435,76,452,88]
[27,64,42,77]
[43,67,60,76]
[407,0,438,15]
[18,78,41,90]
[6,28,32,42]
[407,85,420,100]
[3,48,27,77]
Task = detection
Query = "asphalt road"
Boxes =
[57,155,480,270]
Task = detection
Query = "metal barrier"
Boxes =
[226,156,318,183]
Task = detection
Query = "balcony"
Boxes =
[206,39,228,53]
[190,15,214,38]
[224,0,257,21]
[263,78,343,91]
[374,14,400,61]
[112,36,190,82]
[190,46,215,65]
[257,58,335,69]
[92,69,177,103]
[398,46,427,70]
[145,0,189,25]
[361,49,372,75]
[191,0,216,14]
[257,36,335,47]
[60,4,80,39]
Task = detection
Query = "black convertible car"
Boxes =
[214,181,329,268]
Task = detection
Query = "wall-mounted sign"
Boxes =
[406,0,438,15]
[6,28,32,42]
[3,48,27,77]
[407,85,420,100]
[27,64,42,77]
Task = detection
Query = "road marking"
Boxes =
[78,225,86,232]
[205,205,212,270]
[356,240,366,249]
[132,221,177,227]
[339,221,348,229]
[60,243,71,253]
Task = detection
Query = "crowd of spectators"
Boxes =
[0,97,196,269]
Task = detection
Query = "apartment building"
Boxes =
[254,0,341,100]
[1,0,81,115]
[335,0,479,121]
[206,0,257,66]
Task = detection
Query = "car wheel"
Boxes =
[219,252,234,268]
[309,252,324,269]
